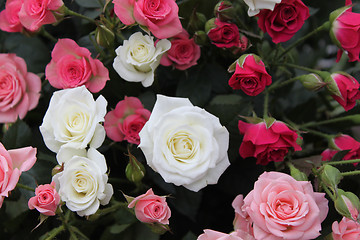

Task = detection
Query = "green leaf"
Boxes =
[331,150,350,162]
[109,224,131,234]
[2,120,32,149]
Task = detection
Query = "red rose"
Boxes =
[160,29,201,70]
[330,4,360,62]
[326,73,360,111]
[321,134,360,166]
[207,18,241,48]
[238,119,302,165]
[257,0,310,43]
[228,54,272,96]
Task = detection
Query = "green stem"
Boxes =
[279,21,330,59]
[64,8,97,24]
[300,115,357,128]
[16,183,35,192]
[324,159,360,166]
[39,28,57,42]
[341,170,360,177]
[267,76,301,92]
[301,127,334,140]
[263,90,270,117]
[43,225,65,240]
[321,181,336,201]
[283,62,322,74]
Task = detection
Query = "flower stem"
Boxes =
[263,90,270,117]
[283,62,322,74]
[39,28,57,43]
[341,170,360,177]
[16,183,35,192]
[64,8,97,24]
[301,127,334,140]
[300,115,359,128]
[279,21,330,59]
[43,225,65,240]
[324,159,360,166]
[267,76,301,92]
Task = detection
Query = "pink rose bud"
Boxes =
[334,189,360,221]
[18,0,65,32]
[325,72,360,111]
[332,216,360,240]
[330,5,360,62]
[45,38,110,93]
[160,29,201,70]
[228,54,272,96]
[238,118,302,165]
[206,18,242,49]
[299,73,327,91]
[0,143,37,207]
[28,182,60,216]
[104,96,151,145]
[214,1,235,22]
[197,229,255,240]
[257,0,310,43]
[128,188,171,225]
[0,54,41,123]
[321,134,360,165]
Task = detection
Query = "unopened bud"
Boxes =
[95,24,115,48]
[52,164,63,176]
[320,164,343,191]
[214,1,235,22]
[188,12,207,32]
[194,30,208,45]
[299,74,327,91]
[125,153,146,183]
[335,189,360,220]
[205,18,216,34]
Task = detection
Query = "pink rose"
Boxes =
[243,171,329,240]
[104,96,150,145]
[321,134,360,165]
[238,119,302,165]
[326,73,360,111]
[0,53,41,123]
[28,181,60,216]
[18,0,64,32]
[45,38,110,93]
[228,54,272,96]
[160,29,201,70]
[331,6,360,62]
[0,143,37,207]
[332,217,360,240]
[232,194,253,235]
[113,0,182,39]
[257,0,310,43]
[207,19,241,49]
[128,188,171,225]
[0,0,24,33]
[197,229,255,240]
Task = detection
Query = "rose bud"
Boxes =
[95,24,115,48]
[194,30,208,45]
[329,5,360,62]
[188,12,206,32]
[334,189,360,220]
[320,165,343,191]
[214,1,235,22]
[125,151,146,183]
[325,72,360,111]
[299,73,327,91]
[28,182,60,216]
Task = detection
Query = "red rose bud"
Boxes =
[329,5,360,62]
[320,165,343,191]
[335,189,360,220]
[299,74,327,91]
[95,24,115,48]
[325,72,360,111]
[228,54,272,96]
[206,18,241,48]
[214,1,235,22]
[125,152,146,183]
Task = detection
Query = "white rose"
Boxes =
[53,147,113,216]
[39,86,107,153]
[139,95,230,192]
[244,0,281,17]
[113,32,171,88]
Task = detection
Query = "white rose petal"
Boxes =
[39,86,107,153]
[113,32,171,87]
[244,0,281,17]
[139,95,230,192]
[53,148,113,217]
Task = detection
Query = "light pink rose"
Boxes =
[160,29,201,70]
[197,229,255,240]
[45,38,110,93]
[0,53,41,123]
[0,143,37,207]
[0,0,24,33]
[128,188,171,224]
[104,96,150,145]
[18,0,64,32]
[28,181,60,216]
[243,171,329,240]
[232,194,253,235]
[113,0,182,39]
[332,217,360,240]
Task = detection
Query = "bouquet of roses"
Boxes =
[1,0,360,239]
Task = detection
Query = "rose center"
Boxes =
[39,192,53,204]
[168,131,199,162]
[131,43,150,63]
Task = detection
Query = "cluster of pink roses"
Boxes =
[0,0,64,33]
